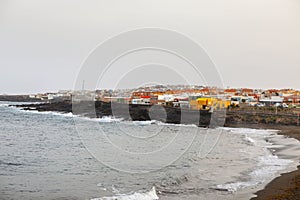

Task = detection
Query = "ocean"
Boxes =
[1,102,300,200]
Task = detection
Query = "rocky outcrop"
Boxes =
[15,101,212,127]
[13,101,300,127]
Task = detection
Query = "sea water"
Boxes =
[1,102,300,200]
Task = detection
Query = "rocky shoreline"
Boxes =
[12,100,300,127]
[13,100,213,127]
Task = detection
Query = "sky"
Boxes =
[0,0,299,94]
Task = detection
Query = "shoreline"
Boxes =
[4,101,300,199]
[10,100,300,127]
[253,125,300,200]
[227,123,300,200]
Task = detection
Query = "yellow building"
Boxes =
[190,97,230,110]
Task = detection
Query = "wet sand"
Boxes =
[228,124,300,200]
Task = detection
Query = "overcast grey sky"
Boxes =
[0,0,299,94]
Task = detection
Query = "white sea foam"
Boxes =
[91,187,159,200]
[9,104,196,127]
[86,116,123,123]
[10,106,125,122]
[250,154,293,180]
[132,120,157,126]
[155,121,198,127]
[47,111,74,117]
[216,154,293,192]
[216,127,295,193]
[18,109,75,118]
[220,127,279,135]
[96,184,107,191]
[44,112,123,123]
[129,120,198,127]
[244,136,256,145]
[216,181,258,192]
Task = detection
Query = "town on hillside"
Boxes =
[18,85,300,111]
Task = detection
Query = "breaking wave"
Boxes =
[215,127,295,192]
[91,187,159,200]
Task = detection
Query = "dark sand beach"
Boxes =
[229,124,300,200]
[252,125,300,200]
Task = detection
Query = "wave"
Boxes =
[244,136,256,144]
[216,153,293,192]
[250,154,293,180]
[35,111,124,123]
[219,127,279,135]
[120,119,198,127]
[8,104,198,127]
[9,106,124,123]
[215,127,294,192]
[17,109,75,118]
[91,187,159,200]
[215,181,257,192]
[132,120,157,126]
[0,160,23,166]
[83,116,123,123]
[156,121,198,128]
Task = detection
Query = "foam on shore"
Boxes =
[215,127,297,193]
[91,187,159,200]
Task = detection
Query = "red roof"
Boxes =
[242,88,254,93]
[225,89,237,93]
[141,96,151,99]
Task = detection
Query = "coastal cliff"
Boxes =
[13,100,300,127]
